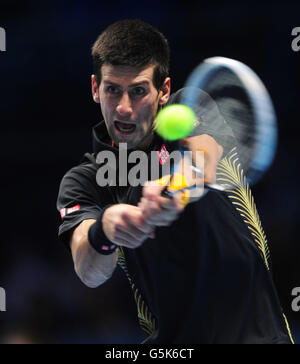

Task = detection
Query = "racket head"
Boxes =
[181,57,278,187]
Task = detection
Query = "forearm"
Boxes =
[71,219,118,288]
[182,134,223,183]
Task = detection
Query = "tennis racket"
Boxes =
[162,56,278,198]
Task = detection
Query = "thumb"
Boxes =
[142,176,172,199]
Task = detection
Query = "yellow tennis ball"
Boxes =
[155,104,196,141]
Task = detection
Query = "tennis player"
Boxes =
[57,19,294,344]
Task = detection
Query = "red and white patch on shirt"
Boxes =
[60,208,66,219]
[157,144,170,165]
[60,205,80,219]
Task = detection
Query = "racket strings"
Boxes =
[191,68,257,176]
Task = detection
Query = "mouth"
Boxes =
[114,121,137,135]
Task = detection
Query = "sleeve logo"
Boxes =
[60,205,80,219]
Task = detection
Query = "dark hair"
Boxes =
[91,19,170,90]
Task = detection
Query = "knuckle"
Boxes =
[120,210,128,220]
[131,239,142,248]
[116,220,126,230]
[136,216,144,226]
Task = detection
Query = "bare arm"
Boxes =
[70,219,119,288]
[182,134,223,183]
[70,204,155,288]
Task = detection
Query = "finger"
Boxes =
[141,194,174,212]
[142,187,182,210]
[117,224,152,243]
[117,212,151,239]
[141,196,182,225]
[146,210,181,226]
[144,206,178,224]
[117,225,145,242]
[146,217,173,227]
[115,224,153,246]
[143,180,166,200]
[142,180,184,213]
[142,201,164,225]
[138,221,156,235]
[122,211,155,235]
[114,234,145,249]
[157,195,184,213]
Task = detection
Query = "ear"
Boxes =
[91,74,100,104]
[158,77,171,107]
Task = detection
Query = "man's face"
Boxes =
[92,64,170,149]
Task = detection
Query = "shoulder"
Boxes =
[57,153,111,212]
[57,154,102,205]
[60,154,98,187]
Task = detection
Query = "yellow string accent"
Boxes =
[283,313,295,344]
[118,247,157,336]
[217,149,295,343]
[217,149,270,270]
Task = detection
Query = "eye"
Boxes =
[131,87,146,96]
[106,85,121,95]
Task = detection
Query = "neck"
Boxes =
[136,131,155,151]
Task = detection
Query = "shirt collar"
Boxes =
[92,121,116,155]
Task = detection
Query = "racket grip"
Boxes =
[161,182,226,198]
[161,184,191,208]
[161,186,173,199]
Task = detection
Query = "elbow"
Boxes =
[79,276,103,289]
[74,265,111,289]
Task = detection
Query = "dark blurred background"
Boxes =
[0,0,300,344]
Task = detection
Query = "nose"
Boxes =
[116,92,133,118]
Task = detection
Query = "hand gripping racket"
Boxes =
[162,56,278,198]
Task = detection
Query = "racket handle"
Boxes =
[161,185,173,199]
[161,182,226,199]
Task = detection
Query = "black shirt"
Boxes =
[57,91,294,344]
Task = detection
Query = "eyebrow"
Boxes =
[103,81,150,88]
